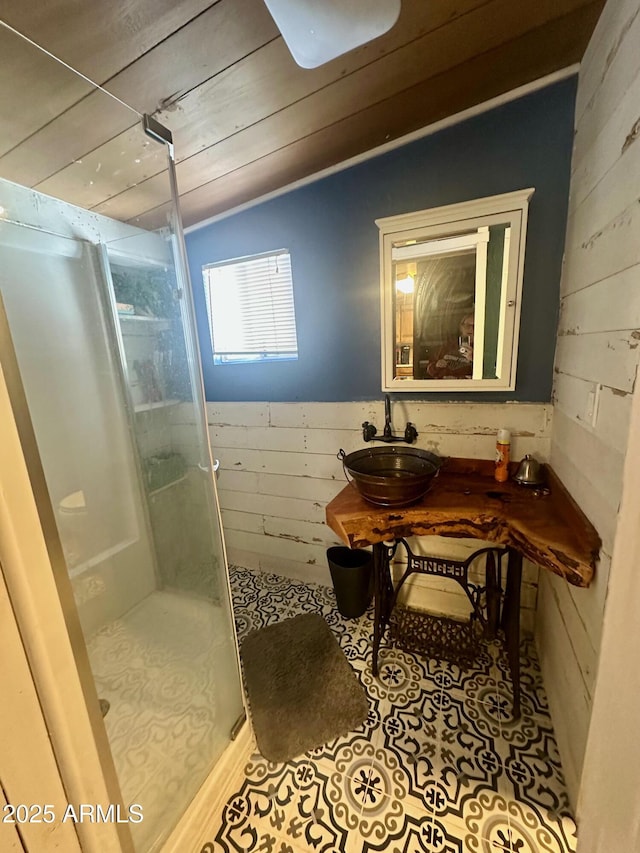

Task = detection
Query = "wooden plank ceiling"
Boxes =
[0,0,604,228]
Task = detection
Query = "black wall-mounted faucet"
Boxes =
[362,395,418,444]
[383,395,393,439]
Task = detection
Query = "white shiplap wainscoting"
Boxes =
[541,0,640,808]
[208,401,552,633]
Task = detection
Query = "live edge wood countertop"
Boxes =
[326,457,601,588]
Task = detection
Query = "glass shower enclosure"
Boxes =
[0,20,244,853]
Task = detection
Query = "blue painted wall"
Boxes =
[185,77,577,403]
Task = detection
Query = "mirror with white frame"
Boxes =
[377,188,534,392]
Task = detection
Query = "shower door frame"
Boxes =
[0,565,82,853]
[0,165,251,851]
[0,290,253,853]
[0,299,133,853]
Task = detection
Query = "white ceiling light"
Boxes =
[395,276,414,294]
[263,0,402,69]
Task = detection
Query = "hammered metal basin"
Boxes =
[339,446,443,507]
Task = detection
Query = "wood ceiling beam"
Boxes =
[0,0,604,227]
[0,0,217,157]
[20,0,489,208]
[0,0,215,84]
[176,0,604,227]
[170,0,600,206]
[94,0,602,226]
[0,0,279,185]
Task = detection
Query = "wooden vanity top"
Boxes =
[326,457,600,588]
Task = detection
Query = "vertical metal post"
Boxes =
[485,550,501,639]
[502,548,522,719]
[372,543,385,677]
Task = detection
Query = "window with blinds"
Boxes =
[202,249,298,364]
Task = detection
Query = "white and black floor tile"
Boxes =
[204,567,576,853]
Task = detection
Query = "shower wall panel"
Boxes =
[0,203,157,636]
[1,170,244,851]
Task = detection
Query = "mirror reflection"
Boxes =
[378,189,533,392]
[393,224,510,382]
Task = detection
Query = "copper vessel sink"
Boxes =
[338,446,443,507]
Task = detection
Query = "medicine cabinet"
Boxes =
[377,188,534,392]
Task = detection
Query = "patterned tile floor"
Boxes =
[88,590,239,852]
[203,566,576,853]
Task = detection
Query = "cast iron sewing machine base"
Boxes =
[371,539,522,719]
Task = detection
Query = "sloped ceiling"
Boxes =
[0,0,604,228]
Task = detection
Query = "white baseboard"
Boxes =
[228,547,332,587]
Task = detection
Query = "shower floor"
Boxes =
[87,589,239,852]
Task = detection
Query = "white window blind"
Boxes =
[202,249,298,364]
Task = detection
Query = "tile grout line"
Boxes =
[222,567,576,853]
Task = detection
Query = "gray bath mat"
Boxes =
[241,613,368,762]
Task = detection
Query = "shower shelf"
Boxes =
[119,314,170,325]
[67,536,138,580]
[134,398,180,413]
[148,474,188,497]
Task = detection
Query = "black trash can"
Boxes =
[327,546,373,618]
